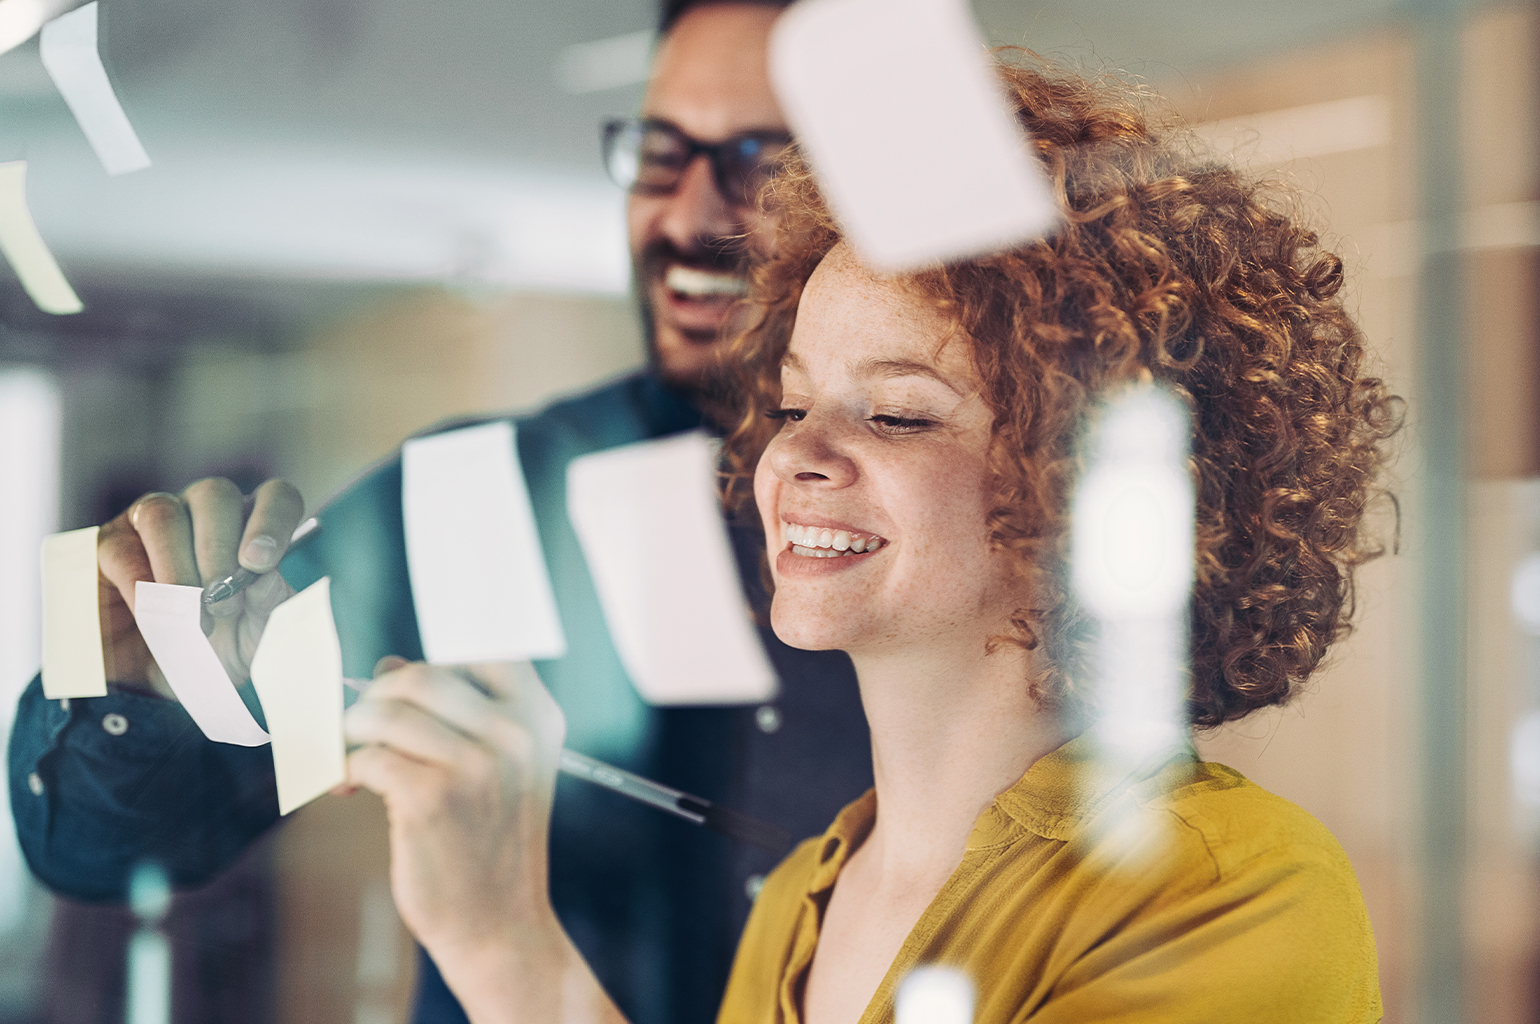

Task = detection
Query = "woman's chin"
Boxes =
[768,602,859,653]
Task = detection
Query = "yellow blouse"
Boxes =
[719,735,1381,1024]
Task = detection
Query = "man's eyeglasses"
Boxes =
[602,118,792,207]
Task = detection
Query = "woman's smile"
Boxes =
[754,243,1016,655]
[776,519,890,576]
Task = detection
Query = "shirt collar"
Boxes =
[802,733,1198,894]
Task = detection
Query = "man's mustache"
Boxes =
[638,238,749,283]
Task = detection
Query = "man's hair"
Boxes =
[719,51,1403,728]
[659,0,793,34]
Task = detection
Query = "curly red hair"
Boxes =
[719,52,1402,728]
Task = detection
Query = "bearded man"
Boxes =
[7,4,870,1023]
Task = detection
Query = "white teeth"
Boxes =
[782,524,886,558]
[665,265,748,297]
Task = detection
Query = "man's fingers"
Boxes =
[181,477,245,588]
[97,511,155,613]
[239,479,305,574]
[127,492,200,587]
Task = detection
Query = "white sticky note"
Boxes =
[0,161,82,315]
[40,2,151,176]
[0,0,84,56]
[40,525,106,698]
[250,578,345,815]
[567,431,777,706]
[133,581,269,747]
[768,0,1058,271]
[402,421,567,663]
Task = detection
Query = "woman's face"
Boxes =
[754,245,1023,658]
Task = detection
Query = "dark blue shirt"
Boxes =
[9,370,871,1024]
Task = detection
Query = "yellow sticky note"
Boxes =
[250,578,345,815]
[0,161,82,315]
[41,525,106,698]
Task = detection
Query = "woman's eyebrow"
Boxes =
[852,357,968,395]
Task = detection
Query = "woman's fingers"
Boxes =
[470,661,568,750]
[345,693,485,769]
[359,663,508,747]
[374,655,410,678]
[346,743,444,808]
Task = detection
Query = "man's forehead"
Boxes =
[642,3,787,140]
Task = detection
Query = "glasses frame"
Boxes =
[602,117,792,207]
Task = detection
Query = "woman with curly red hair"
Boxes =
[342,53,1398,1024]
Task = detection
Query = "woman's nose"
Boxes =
[765,414,858,488]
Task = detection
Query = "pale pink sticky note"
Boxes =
[0,161,82,315]
[402,421,567,664]
[40,2,152,176]
[566,431,777,706]
[133,581,269,746]
[40,525,106,698]
[250,578,345,814]
[768,0,1058,271]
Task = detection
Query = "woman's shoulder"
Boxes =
[989,758,1383,1021]
[1131,757,1360,883]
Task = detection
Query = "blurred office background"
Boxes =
[0,0,1536,1020]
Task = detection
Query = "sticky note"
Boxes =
[0,0,83,56]
[0,161,82,315]
[40,2,152,176]
[567,431,777,706]
[250,578,345,815]
[40,525,106,698]
[768,0,1058,271]
[402,421,567,664]
[133,581,269,746]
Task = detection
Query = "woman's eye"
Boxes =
[765,407,807,422]
[868,414,936,433]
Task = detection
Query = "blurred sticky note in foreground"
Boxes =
[41,2,152,176]
[402,421,567,663]
[0,0,85,56]
[134,581,270,746]
[250,578,345,815]
[41,526,106,698]
[768,0,1057,271]
[0,161,82,314]
[567,431,777,706]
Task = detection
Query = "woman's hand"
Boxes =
[344,659,625,1024]
[96,478,304,695]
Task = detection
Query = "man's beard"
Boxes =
[635,235,752,366]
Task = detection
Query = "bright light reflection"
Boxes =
[0,367,60,935]
[896,965,973,1024]
[1071,385,1194,861]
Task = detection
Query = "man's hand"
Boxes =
[344,660,626,1024]
[96,478,305,697]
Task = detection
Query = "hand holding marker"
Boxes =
[204,517,791,855]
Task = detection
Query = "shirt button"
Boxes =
[27,772,44,797]
[101,713,129,736]
[744,873,766,901]
[755,705,782,734]
[59,698,70,712]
